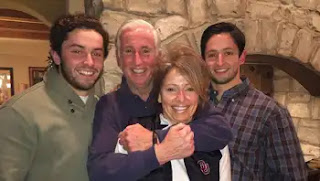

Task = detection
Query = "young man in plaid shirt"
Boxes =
[201,22,308,181]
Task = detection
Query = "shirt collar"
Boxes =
[117,76,159,117]
[210,77,250,102]
[159,114,171,129]
[118,76,158,101]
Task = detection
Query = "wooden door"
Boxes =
[240,64,274,97]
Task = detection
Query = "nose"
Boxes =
[217,53,224,66]
[133,51,143,65]
[84,53,94,66]
[176,90,186,102]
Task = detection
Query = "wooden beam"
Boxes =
[246,54,320,97]
[0,19,49,31]
[0,28,49,40]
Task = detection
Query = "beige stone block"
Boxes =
[187,0,208,27]
[299,119,320,128]
[310,46,320,71]
[273,77,290,92]
[277,23,298,56]
[154,15,188,41]
[300,143,320,162]
[312,97,320,119]
[102,45,122,93]
[291,117,300,131]
[293,0,318,10]
[291,79,308,93]
[102,0,124,10]
[273,68,289,77]
[287,103,310,118]
[298,125,320,146]
[102,0,112,7]
[127,0,162,14]
[293,29,313,63]
[287,92,311,103]
[102,72,122,93]
[247,1,279,19]
[100,10,128,41]
[214,0,243,17]
[165,34,191,49]
[244,20,261,53]
[273,93,287,106]
[166,0,186,15]
[290,9,309,28]
[279,0,292,5]
[311,12,320,32]
[103,45,121,72]
[261,21,278,53]
[193,24,211,53]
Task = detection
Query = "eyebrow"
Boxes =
[141,46,152,49]
[68,44,85,49]
[68,44,103,51]
[206,48,235,53]
[164,83,191,87]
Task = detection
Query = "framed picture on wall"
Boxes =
[0,67,14,105]
[29,67,46,86]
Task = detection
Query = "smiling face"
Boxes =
[52,29,104,96]
[160,68,199,124]
[204,33,245,88]
[118,26,157,95]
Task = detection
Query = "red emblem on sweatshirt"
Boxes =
[197,160,210,175]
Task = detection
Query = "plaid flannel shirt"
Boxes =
[210,78,308,181]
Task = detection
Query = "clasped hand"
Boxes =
[118,123,195,163]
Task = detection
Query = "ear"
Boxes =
[239,50,247,65]
[50,49,61,65]
[157,94,162,103]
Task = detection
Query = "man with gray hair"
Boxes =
[87,19,232,181]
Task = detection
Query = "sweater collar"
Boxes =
[44,67,96,106]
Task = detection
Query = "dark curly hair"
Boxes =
[49,13,109,67]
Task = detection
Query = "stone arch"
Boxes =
[247,54,320,96]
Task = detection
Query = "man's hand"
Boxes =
[118,124,153,152]
[155,123,194,165]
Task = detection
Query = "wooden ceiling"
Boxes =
[0,9,49,40]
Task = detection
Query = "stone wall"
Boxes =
[273,68,320,161]
[98,0,320,161]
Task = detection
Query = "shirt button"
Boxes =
[70,109,75,113]
[68,99,72,104]
[231,99,235,102]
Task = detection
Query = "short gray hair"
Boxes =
[115,19,161,58]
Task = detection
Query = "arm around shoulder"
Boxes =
[191,103,233,151]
